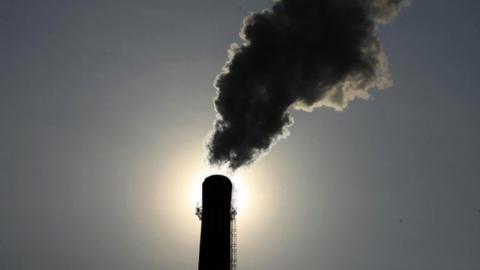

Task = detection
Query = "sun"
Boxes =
[230,172,248,215]
[190,168,248,216]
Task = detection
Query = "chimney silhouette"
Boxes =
[197,175,234,270]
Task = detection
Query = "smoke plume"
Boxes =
[207,0,410,170]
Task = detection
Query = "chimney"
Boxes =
[197,175,234,270]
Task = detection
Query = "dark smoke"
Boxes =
[207,0,410,170]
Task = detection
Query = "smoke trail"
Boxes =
[207,0,410,170]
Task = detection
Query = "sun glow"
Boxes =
[190,168,249,216]
[153,134,276,253]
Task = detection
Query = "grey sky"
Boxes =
[1,0,479,269]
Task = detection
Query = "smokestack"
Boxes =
[197,175,234,270]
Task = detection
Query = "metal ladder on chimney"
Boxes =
[230,207,237,270]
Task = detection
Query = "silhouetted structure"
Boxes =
[197,175,235,270]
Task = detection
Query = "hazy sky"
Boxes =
[1,0,480,269]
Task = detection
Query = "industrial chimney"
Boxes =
[196,175,237,270]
